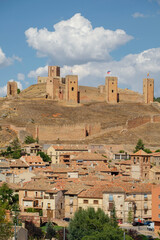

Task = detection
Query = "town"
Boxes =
[0,66,160,239]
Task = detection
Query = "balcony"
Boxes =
[144,205,148,210]
[44,196,49,199]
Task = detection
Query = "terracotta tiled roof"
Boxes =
[73,152,107,161]
[78,186,105,199]
[131,150,150,156]
[10,159,29,168]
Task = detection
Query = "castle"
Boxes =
[7,65,154,104]
[38,66,80,103]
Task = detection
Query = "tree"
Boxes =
[10,137,21,151]
[17,89,20,94]
[134,139,144,152]
[45,222,56,240]
[25,221,44,239]
[128,210,133,223]
[0,204,13,240]
[144,148,152,154]
[24,135,36,144]
[0,183,19,210]
[37,151,51,162]
[68,208,132,240]
[110,204,117,227]
[12,150,21,159]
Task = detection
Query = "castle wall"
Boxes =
[126,116,151,129]
[143,78,154,104]
[35,123,101,141]
[37,77,48,84]
[105,77,118,103]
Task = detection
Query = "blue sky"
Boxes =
[0,0,160,96]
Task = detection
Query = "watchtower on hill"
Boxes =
[105,76,118,103]
[7,81,17,98]
[143,78,154,104]
[65,75,78,103]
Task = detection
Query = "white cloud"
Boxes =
[17,73,25,81]
[132,12,145,18]
[0,84,7,97]
[25,13,133,65]
[0,48,21,68]
[28,65,48,78]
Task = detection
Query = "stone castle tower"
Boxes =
[48,66,60,78]
[105,76,118,103]
[143,78,154,104]
[7,81,17,98]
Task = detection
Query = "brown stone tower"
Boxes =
[105,76,118,103]
[65,75,78,103]
[48,66,60,77]
[143,78,154,103]
[7,81,17,98]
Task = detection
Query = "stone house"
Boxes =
[149,166,160,183]
[47,145,88,164]
[150,152,160,167]
[21,155,46,171]
[130,150,151,180]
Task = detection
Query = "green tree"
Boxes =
[155,149,160,152]
[10,137,21,151]
[45,222,56,240]
[24,135,36,144]
[0,204,13,240]
[68,208,132,240]
[110,204,117,227]
[17,89,21,94]
[144,148,152,154]
[37,151,51,162]
[0,183,19,210]
[134,139,144,152]
[127,210,133,223]
[25,221,44,239]
[12,149,21,159]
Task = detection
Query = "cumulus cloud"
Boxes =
[0,48,22,69]
[28,65,48,78]
[132,12,145,18]
[17,73,25,81]
[25,13,133,65]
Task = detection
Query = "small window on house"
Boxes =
[159,204,160,209]
[112,82,114,84]
[35,192,38,197]
[83,200,88,204]
[71,87,74,91]
[159,214,160,218]
[109,194,113,201]
[159,195,160,199]
[144,194,147,199]
[47,203,51,209]
[50,80,52,82]
[150,84,152,86]
[93,200,98,204]
[133,194,136,198]
[70,81,72,83]
[112,90,114,93]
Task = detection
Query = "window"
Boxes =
[112,90,114,93]
[71,87,74,91]
[159,195,160,199]
[159,214,160,218]
[47,203,51,209]
[133,194,136,198]
[158,204,160,209]
[109,194,113,201]
[144,194,147,199]
[35,192,38,197]
[83,200,88,204]
[93,200,98,204]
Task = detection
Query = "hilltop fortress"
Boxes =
[7,65,154,105]
[35,65,154,104]
[3,66,159,147]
